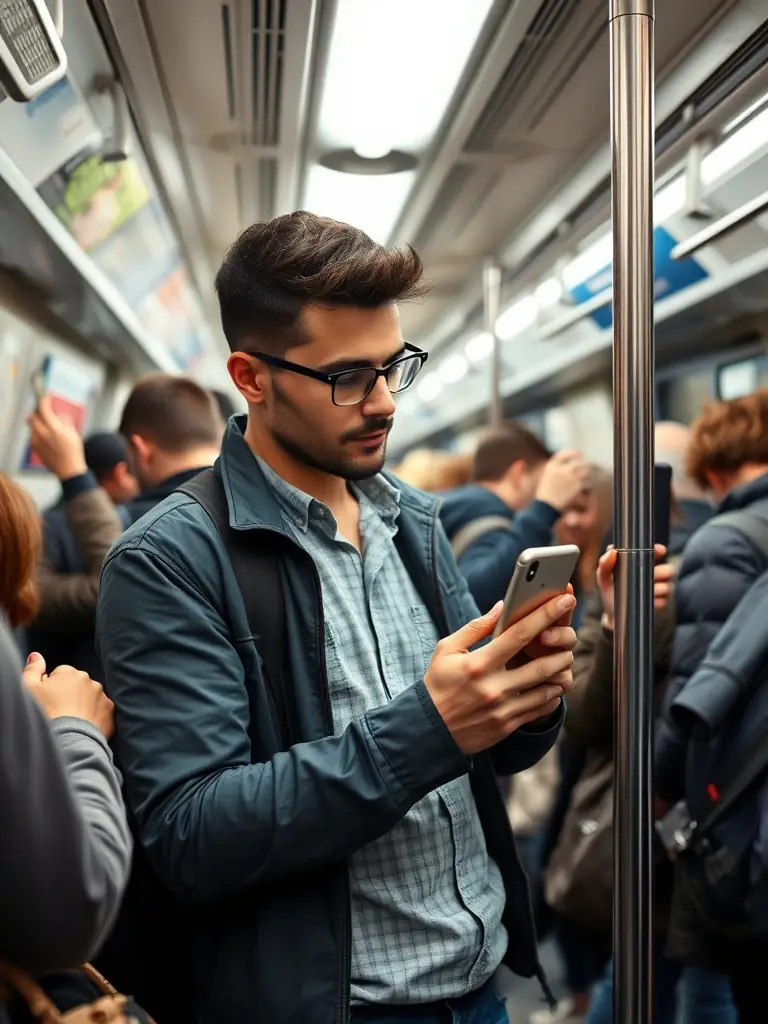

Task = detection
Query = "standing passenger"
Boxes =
[97,212,580,1024]
[440,425,590,613]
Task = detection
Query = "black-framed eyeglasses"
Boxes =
[249,342,428,407]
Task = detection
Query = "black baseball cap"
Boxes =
[83,433,129,482]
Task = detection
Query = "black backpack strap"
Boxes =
[177,469,291,746]
[694,731,768,840]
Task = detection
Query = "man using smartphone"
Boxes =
[97,212,577,1024]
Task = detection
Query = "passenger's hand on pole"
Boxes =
[535,449,591,512]
[27,395,87,481]
[424,593,577,756]
[596,543,676,632]
[23,652,115,738]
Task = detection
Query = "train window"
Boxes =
[718,359,760,400]
[657,370,714,424]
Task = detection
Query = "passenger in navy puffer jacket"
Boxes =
[657,390,768,806]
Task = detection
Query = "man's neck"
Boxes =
[145,447,220,489]
[481,479,520,512]
[244,419,354,516]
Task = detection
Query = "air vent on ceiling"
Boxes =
[258,157,277,220]
[465,0,605,152]
[413,165,475,250]
[656,20,768,144]
[252,0,286,147]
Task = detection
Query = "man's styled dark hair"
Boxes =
[214,211,430,353]
[472,422,551,482]
[120,374,224,453]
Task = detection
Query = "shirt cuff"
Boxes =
[61,470,98,502]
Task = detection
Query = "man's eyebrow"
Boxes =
[318,345,407,375]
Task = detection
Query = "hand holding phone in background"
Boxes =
[27,394,87,482]
[596,544,676,632]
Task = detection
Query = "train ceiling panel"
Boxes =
[94,0,747,356]
[395,0,735,343]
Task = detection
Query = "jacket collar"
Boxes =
[719,470,768,513]
[218,415,440,533]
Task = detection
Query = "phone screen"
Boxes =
[654,463,672,549]
[31,367,46,406]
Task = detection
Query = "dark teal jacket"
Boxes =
[96,417,563,1024]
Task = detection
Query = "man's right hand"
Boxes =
[535,449,590,513]
[23,653,115,738]
[424,594,576,755]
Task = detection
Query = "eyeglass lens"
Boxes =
[332,355,423,406]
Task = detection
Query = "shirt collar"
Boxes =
[253,453,401,538]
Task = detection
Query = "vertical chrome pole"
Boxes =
[483,261,502,426]
[610,3,655,1023]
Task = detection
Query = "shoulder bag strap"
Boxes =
[177,469,291,745]
[451,515,512,561]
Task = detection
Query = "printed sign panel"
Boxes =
[0,76,103,186]
[567,226,710,330]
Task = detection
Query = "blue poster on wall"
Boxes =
[567,226,709,330]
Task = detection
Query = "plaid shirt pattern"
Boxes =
[257,458,507,1006]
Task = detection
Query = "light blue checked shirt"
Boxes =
[256,457,507,1006]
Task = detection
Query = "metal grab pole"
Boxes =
[483,261,502,426]
[610,3,655,1023]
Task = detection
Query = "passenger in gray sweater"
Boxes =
[0,470,131,1016]
[0,617,132,970]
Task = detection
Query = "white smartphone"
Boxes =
[493,544,580,638]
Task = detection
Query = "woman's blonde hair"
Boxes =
[571,465,613,595]
[394,449,472,492]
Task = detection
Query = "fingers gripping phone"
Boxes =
[31,365,46,408]
[493,544,581,638]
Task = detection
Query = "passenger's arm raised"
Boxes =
[98,540,574,903]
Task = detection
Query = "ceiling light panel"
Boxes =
[316,0,496,157]
[303,166,416,244]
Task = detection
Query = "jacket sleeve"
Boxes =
[457,499,561,614]
[97,541,470,904]
[0,640,131,971]
[656,524,766,802]
[35,476,123,634]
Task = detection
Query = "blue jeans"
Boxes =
[350,981,509,1023]
[586,946,737,1024]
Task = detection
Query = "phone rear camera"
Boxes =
[526,561,539,582]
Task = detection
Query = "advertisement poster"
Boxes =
[38,149,182,307]
[22,355,95,470]
[40,151,152,253]
[136,266,205,371]
[0,77,103,187]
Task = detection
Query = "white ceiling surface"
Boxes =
[106,0,754,354]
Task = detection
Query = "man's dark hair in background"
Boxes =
[440,421,589,613]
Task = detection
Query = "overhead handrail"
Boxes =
[94,75,131,163]
[671,188,768,261]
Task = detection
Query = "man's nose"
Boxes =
[362,375,397,418]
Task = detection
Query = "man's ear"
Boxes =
[228,352,269,405]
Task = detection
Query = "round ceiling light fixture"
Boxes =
[318,148,419,175]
